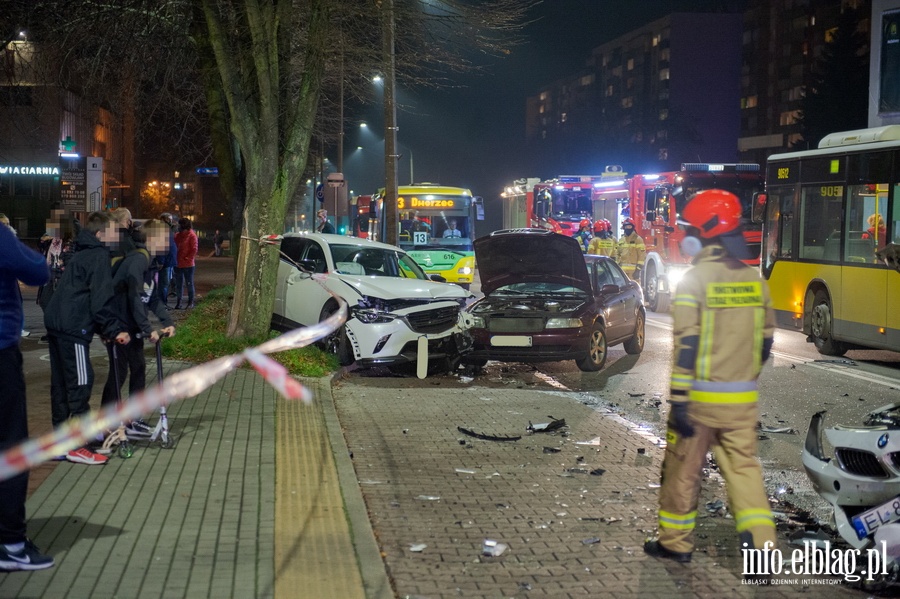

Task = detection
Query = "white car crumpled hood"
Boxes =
[331,274,467,301]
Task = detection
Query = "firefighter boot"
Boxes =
[643,539,692,563]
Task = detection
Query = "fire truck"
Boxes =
[593,163,764,312]
[500,174,620,234]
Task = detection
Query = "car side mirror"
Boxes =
[600,284,620,294]
[429,274,447,283]
[297,259,317,272]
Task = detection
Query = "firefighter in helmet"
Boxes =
[644,189,776,571]
[588,219,616,257]
[575,218,592,253]
[615,217,645,280]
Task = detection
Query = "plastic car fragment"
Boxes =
[456,426,521,442]
[527,417,567,433]
[482,539,508,557]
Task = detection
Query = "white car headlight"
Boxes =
[545,317,583,329]
[457,266,473,275]
[352,308,396,324]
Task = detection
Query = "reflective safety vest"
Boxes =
[588,236,616,257]
[669,245,775,426]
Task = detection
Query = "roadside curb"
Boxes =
[319,371,394,599]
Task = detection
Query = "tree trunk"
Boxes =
[227,183,286,337]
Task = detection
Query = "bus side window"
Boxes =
[846,183,887,262]
[893,183,900,244]
[800,185,841,262]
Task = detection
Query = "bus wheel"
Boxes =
[644,265,669,313]
[810,290,847,356]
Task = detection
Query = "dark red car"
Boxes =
[464,229,645,371]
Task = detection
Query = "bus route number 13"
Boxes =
[414,231,428,245]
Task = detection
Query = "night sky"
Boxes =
[343,0,744,234]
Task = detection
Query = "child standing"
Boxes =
[44,212,130,465]
[100,220,176,436]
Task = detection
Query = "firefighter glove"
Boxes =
[670,401,695,438]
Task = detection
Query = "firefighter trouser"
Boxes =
[657,412,776,554]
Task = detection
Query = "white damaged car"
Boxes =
[271,233,470,372]
[803,403,900,558]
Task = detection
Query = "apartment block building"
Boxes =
[526,1,874,176]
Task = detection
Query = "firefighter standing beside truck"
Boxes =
[575,219,593,253]
[615,218,645,279]
[587,219,616,257]
[644,189,776,572]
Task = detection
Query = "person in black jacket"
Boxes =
[0,224,53,571]
[100,220,176,437]
[44,212,130,465]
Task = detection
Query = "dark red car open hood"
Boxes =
[475,231,593,295]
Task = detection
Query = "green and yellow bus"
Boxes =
[374,184,482,289]
[756,125,900,356]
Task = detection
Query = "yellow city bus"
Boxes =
[374,184,482,289]
[756,125,900,356]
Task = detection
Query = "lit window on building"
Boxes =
[561,112,567,123]
[659,109,669,121]
[540,91,548,101]
[659,68,670,81]
[652,34,661,47]
[606,85,614,97]
[779,110,800,126]
[658,148,668,160]
[622,97,633,108]
[580,74,594,86]
[627,58,634,70]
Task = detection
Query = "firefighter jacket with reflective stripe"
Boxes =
[615,232,645,268]
[670,245,775,428]
[587,235,616,257]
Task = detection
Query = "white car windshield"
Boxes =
[329,244,430,279]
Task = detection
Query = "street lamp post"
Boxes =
[382,0,399,246]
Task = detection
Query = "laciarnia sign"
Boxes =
[0,165,61,175]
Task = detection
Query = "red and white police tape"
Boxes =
[0,292,347,482]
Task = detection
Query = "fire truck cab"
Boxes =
[593,163,763,312]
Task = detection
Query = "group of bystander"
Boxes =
[0,207,202,572]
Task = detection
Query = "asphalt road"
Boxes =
[349,307,900,529]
